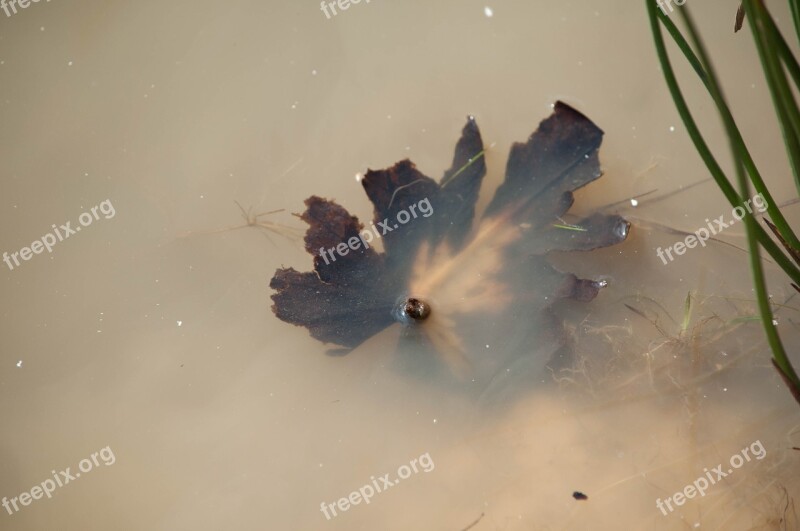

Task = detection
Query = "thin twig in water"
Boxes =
[441,149,486,188]
[387,179,424,209]
[597,179,725,218]
[460,512,484,531]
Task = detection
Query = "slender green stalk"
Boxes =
[657,13,707,81]
[658,9,800,252]
[680,5,800,394]
[646,2,800,285]
[646,0,800,404]
[736,144,800,399]
[763,12,800,92]
[440,150,485,188]
[680,291,693,337]
[789,0,800,45]
[784,126,800,199]
[759,8,800,196]
[744,0,800,187]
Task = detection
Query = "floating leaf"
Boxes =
[270,102,630,386]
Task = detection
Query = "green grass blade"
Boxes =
[744,0,800,188]
[681,6,799,393]
[645,1,800,285]
[660,8,800,252]
[758,7,800,196]
[790,0,800,45]
[647,0,800,404]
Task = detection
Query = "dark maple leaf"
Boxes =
[270,102,630,382]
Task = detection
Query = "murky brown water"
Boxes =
[1,1,799,530]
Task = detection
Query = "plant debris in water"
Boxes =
[270,102,630,382]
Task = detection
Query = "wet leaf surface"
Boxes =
[270,102,630,387]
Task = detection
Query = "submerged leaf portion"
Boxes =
[487,103,603,217]
[270,102,630,381]
[437,116,487,250]
[269,196,396,349]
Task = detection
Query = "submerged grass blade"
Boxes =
[744,0,800,198]
[790,0,800,45]
[758,7,800,196]
[646,3,800,285]
[763,12,800,94]
[680,291,693,337]
[659,7,800,252]
[440,149,485,188]
[646,0,800,405]
[552,223,588,232]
